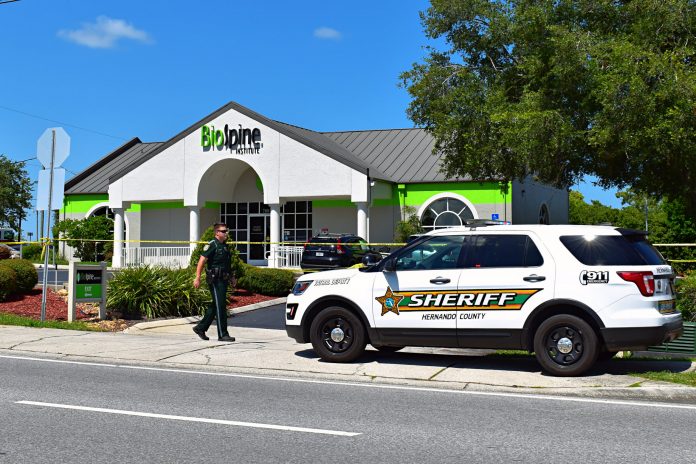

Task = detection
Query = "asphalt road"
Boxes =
[1,355,695,464]
[230,303,285,330]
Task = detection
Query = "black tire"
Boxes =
[533,314,599,377]
[372,345,404,353]
[310,306,366,362]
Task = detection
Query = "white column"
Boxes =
[188,206,200,253]
[112,208,124,268]
[356,202,368,239]
[269,204,281,268]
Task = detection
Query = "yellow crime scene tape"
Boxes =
[6,240,696,266]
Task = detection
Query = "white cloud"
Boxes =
[314,27,341,40]
[58,16,152,49]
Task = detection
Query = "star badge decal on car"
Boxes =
[376,286,404,316]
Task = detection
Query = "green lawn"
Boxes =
[0,312,106,331]
[631,370,696,387]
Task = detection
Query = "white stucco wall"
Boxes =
[110,106,370,209]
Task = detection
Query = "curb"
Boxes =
[125,297,287,332]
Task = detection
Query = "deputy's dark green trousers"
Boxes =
[195,279,230,339]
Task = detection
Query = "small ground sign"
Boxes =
[68,262,107,322]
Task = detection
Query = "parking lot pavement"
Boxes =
[1,303,694,401]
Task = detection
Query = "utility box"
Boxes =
[67,261,107,322]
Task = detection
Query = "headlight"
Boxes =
[292,280,312,295]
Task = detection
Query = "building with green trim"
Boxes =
[63,101,568,268]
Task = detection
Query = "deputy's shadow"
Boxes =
[294,348,693,377]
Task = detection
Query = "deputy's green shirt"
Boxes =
[201,239,231,271]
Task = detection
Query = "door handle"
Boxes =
[430,277,451,284]
[523,275,546,282]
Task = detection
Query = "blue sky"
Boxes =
[0,0,620,238]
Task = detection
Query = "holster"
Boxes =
[206,267,230,283]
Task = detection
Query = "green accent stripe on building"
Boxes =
[399,182,511,207]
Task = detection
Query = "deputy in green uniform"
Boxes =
[192,223,236,342]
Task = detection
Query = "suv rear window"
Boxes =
[560,235,665,265]
[309,237,338,244]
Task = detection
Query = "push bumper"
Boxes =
[602,317,684,351]
[286,324,306,344]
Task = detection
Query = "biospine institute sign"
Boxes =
[201,124,263,154]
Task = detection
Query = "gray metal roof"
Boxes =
[65,139,164,194]
[322,128,462,183]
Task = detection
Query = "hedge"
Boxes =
[0,259,38,293]
[237,264,295,296]
[20,243,43,261]
[0,266,17,302]
[677,274,696,322]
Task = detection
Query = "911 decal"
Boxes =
[579,270,609,285]
[376,287,540,315]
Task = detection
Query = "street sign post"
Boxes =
[37,127,70,322]
[67,262,107,322]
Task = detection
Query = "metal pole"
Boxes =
[40,130,56,322]
[644,197,649,233]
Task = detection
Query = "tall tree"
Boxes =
[0,154,33,234]
[401,0,696,213]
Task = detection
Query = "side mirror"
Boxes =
[362,253,382,267]
[382,258,396,273]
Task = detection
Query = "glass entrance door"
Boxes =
[249,215,269,265]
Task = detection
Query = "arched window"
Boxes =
[538,204,550,224]
[420,196,475,231]
[89,206,114,220]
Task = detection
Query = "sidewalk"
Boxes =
[1,302,695,402]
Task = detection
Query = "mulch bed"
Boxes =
[0,288,278,331]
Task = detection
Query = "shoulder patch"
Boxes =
[203,244,210,251]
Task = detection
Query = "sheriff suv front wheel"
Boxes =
[310,306,366,362]
[533,314,599,377]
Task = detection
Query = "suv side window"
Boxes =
[465,234,543,268]
[395,235,466,271]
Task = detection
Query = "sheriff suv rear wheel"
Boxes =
[310,307,366,362]
[533,314,598,377]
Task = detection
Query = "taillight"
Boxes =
[617,271,654,296]
[336,240,345,254]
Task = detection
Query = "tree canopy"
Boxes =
[401,0,696,213]
[0,154,33,233]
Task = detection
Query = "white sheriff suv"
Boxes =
[285,224,683,376]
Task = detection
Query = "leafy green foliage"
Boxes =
[0,259,38,293]
[106,266,211,319]
[569,189,696,273]
[0,154,32,232]
[54,216,114,262]
[20,243,42,261]
[189,226,244,278]
[401,0,696,214]
[0,265,17,302]
[237,264,295,296]
[676,275,696,322]
[395,206,424,243]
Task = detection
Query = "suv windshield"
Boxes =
[560,234,665,265]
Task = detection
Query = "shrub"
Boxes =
[0,259,38,293]
[0,266,17,301]
[107,266,211,319]
[0,245,11,260]
[395,205,423,243]
[20,243,42,261]
[189,226,244,278]
[676,274,696,322]
[237,264,295,296]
